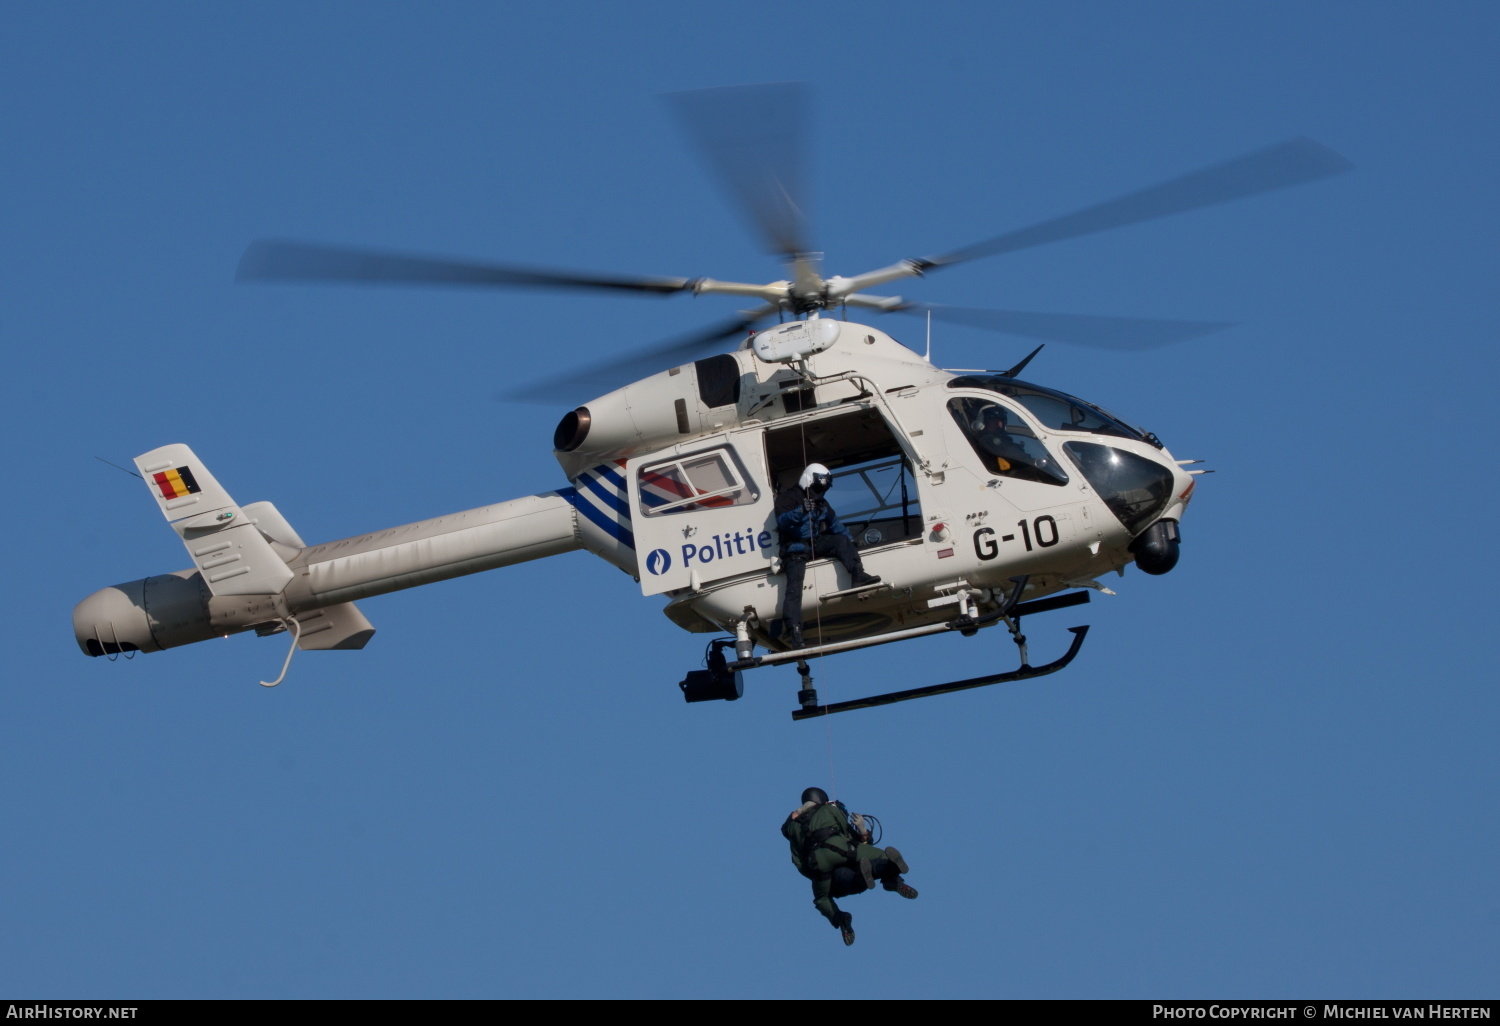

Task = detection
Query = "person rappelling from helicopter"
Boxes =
[782,787,918,946]
[775,464,880,650]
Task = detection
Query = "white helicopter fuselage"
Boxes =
[71,319,1192,672]
[552,319,1193,650]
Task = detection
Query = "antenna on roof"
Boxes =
[999,344,1045,379]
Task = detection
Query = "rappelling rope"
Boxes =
[796,379,839,800]
[823,698,839,800]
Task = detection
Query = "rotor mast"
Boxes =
[692,253,921,316]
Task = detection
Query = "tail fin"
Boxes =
[135,444,294,597]
[132,445,376,650]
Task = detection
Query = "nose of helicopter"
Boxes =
[1061,441,1186,573]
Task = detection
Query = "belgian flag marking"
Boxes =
[152,466,201,500]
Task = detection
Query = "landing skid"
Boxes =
[790,625,1088,720]
[720,576,1094,720]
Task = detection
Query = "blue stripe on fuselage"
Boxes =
[594,462,627,493]
[558,486,635,550]
[579,468,631,519]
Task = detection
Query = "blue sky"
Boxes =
[2,2,1496,999]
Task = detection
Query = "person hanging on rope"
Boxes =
[782,787,918,946]
[775,463,880,650]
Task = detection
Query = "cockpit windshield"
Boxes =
[947,376,1160,448]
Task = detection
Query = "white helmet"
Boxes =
[799,463,833,495]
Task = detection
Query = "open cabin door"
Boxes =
[762,406,925,550]
[627,436,776,596]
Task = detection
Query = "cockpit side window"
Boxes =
[948,397,1069,486]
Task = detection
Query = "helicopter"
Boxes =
[71,84,1351,719]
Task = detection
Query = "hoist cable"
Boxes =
[795,399,838,798]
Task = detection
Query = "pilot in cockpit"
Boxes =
[963,401,1068,486]
[972,404,1031,472]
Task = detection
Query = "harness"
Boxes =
[795,803,858,877]
[806,824,854,858]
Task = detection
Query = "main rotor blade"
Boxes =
[238,240,695,295]
[667,83,811,258]
[896,303,1233,350]
[924,137,1353,269]
[504,307,778,404]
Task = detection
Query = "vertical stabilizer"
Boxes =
[134,444,294,597]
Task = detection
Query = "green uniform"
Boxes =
[782,800,902,927]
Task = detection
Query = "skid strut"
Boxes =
[796,659,819,711]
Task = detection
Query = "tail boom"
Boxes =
[74,490,582,657]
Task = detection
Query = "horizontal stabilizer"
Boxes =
[294,602,375,651]
[242,500,306,561]
[134,444,294,598]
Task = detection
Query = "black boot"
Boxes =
[838,911,856,946]
[786,623,805,650]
